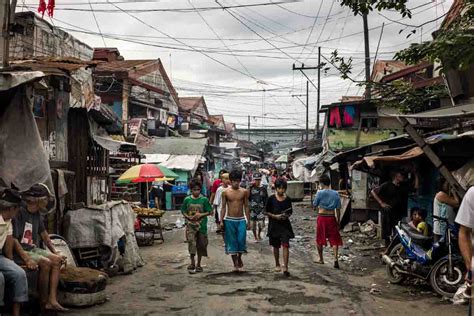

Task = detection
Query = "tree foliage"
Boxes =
[330,0,473,113]
[395,1,474,72]
[339,0,411,17]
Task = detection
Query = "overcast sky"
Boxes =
[18,0,453,129]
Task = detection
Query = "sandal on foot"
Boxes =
[195,266,203,273]
[283,271,290,277]
[187,264,196,273]
[274,266,282,272]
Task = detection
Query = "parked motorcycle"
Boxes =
[382,218,466,297]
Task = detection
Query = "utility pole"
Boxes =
[247,115,250,142]
[317,46,321,135]
[1,0,10,67]
[292,52,322,142]
[305,80,309,142]
[0,0,17,68]
[362,13,371,100]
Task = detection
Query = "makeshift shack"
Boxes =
[351,132,474,230]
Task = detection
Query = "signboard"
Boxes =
[328,129,402,151]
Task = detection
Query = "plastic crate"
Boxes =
[172,185,189,193]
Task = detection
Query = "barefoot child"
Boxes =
[313,175,343,269]
[264,178,294,277]
[181,178,213,274]
[248,173,268,242]
[220,169,250,272]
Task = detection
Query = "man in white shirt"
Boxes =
[213,173,230,227]
[0,189,30,316]
[455,186,474,292]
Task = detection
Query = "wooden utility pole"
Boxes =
[122,79,130,137]
[317,46,321,135]
[247,115,250,142]
[305,80,309,142]
[1,0,10,67]
[0,0,17,67]
[362,13,371,100]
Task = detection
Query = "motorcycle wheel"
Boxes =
[386,243,406,284]
[429,258,465,298]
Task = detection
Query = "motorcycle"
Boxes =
[382,217,466,297]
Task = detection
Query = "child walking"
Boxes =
[265,178,294,277]
[181,178,213,274]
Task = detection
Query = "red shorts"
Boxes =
[316,215,343,247]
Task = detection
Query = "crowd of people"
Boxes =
[180,169,344,276]
[0,184,68,316]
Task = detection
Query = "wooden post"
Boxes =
[0,0,10,67]
[122,78,130,137]
[397,116,466,198]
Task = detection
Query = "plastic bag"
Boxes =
[452,283,470,305]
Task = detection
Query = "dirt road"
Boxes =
[68,203,467,316]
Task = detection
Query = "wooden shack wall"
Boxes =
[68,109,89,203]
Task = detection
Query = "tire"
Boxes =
[386,243,406,284]
[429,257,466,298]
[59,267,108,294]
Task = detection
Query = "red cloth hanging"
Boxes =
[47,0,55,17]
[329,107,342,128]
[38,0,47,17]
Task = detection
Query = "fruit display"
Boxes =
[132,207,165,217]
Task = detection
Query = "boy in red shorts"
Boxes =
[313,174,343,269]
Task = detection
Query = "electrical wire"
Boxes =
[88,0,107,47]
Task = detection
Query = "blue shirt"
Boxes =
[313,189,341,210]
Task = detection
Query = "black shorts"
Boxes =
[269,237,290,249]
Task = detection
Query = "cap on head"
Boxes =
[0,188,23,206]
[24,183,51,198]
[253,173,262,180]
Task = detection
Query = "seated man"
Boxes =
[12,184,67,312]
[0,189,30,316]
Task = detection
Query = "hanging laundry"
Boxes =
[343,105,356,126]
[38,0,47,17]
[329,107,342,128]
[47,0,55,17]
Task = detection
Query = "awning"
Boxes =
[160,155,201,175]
[93,135,137,152]
[390,103,474,119]
[275,154,288,163]
[89,119,136,152]
[0,71,46,91]
[352,146,424,170]
[144,154,171,164]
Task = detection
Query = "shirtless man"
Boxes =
[220,169,250,272]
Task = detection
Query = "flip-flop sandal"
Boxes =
[313,260,325,265]
[274,266,282,272]
[195,266,203,273]
[187,264,196,273]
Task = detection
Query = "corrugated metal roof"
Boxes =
[392,103,474,118]
[179,97,201,111]
[8,58,97,75]
[136,137,208,155]
[94,60,156,73]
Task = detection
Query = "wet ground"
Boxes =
[67,201,468,315]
